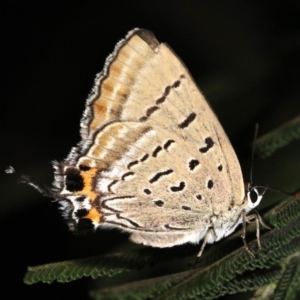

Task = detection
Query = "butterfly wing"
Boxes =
[67,29,245,246]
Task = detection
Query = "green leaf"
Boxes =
[255,115,300,158]
[273,254,300,300]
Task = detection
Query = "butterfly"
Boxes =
[7,28,266,257]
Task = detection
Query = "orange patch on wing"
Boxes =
[94,100,109,119]
[75,168,98,201]
[84,207,102,223]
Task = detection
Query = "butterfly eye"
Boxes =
[249,188,259,204]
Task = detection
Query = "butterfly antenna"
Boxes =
[249,124,297,198]
[249,123,259,186]
[5,166,55,198]
[255,185,295,197]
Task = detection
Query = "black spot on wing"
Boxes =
[172,80,181,88]
[152,146,162,157]
[156,96,166,105]
[199,137,214,153]
[76,196,85,202]
[107,180,118,193]
[178,112,197,129]
[75,209,89,218]
[163,139,175,150]
[149,169,173,183]
[127,160,139,169]
[143,188,151,195]
[140,116,148,122]
[79,165,91,171]
[170,181,185,192]
[189,159,199,170]
[146,106,159,117]
[154,200,164,207]
[155,76,183,105]
[207,180,213,189]
[140,154,149,162]
[164,86,171,97]
[65,174,84,192]
[182,205,191,211]
[121,172,135,180]
[142,76,185,117]
[77,218,94,232]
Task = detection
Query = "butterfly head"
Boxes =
[245,182,264,212]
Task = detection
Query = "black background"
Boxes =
[2,1,300,299]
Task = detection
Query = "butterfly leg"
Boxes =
[241,209,270,256]
[245,210,271,251]
[255,211,271,230]
[192,227,217,268]
[241,210,256,257]
[197,226,217,257]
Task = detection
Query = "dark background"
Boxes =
[2,1,300,299]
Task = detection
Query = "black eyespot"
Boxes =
[76,196,85,202]
[79,165,91,171]
[249,189,258,203]
[65,167,80,175]
[76,218,94,232]
[75,209,89,218]
[65,174,84,192]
